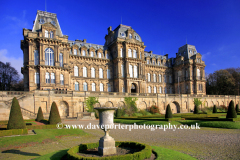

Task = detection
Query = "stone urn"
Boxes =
[94,107,118,156]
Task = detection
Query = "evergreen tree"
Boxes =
[7,97,26,129]
[193,105,199,114]
[213,105,217,113]
[165,104,172,118]
[36,107,44,122]
[48,102,61,124]
[236,104,239,113]
[226,100,237,118]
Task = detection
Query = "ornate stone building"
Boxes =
[21,10,206,95]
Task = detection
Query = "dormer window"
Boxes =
[135,35,139,40]
[74,49,77,55]
[51,21,56,26]
[45,30,48,38]
[147,59,149,64]
[129,34,132,39]
[189,50,192,53]
[39,19,45,24]
[50,31,53,38]
[194,51,197,54]
[120,33,125,37]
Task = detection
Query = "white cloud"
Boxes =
[202,52,211,60]
[0,49,23,79]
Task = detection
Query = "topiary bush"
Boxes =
[236,104,239,113]
[226,100,237,118]
[48,102,61,124]
[36,107,44,122]
[193,105,199,114]
[165,104,172,118]
[213,105,217,113]
[7,97,26,129]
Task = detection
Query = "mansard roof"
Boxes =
[68,40,105,51]
[113,24,142,42]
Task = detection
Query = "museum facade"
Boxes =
[21,10,206,95]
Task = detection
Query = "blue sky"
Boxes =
[0,0,240,78]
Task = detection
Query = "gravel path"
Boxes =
[64,120,240,160]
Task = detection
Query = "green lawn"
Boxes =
[114,119,181,125]
[0,129,88,149]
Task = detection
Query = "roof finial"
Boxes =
[45,0,47,12]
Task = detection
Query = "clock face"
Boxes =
[51,21,56,26]
[39,19,45,24]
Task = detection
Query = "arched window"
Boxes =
[107,69,111,79]
[153,74,156,82]
[99,68,103,78]
[75,82,79,91]
[100,83,104,92]
[91,67,95,78]
[128,49,132,57]
[159,74,162,83]
[59,53,63,67]
[133,50,137,58]
[35,72,39,84]
[121,64,124,77]
[165,87,167,94]
[92,83,96,91]
[90,51,94,57]
[159,87,162,93]
[50,31,53,38]
[154,86,157,93]
[83,67,87,77]
[148,86,151,93]
[107,84,111,92]
[45,48,54,66]
[83,82,88,91]
[129,34,132,39]
[45,72,50,83]
[45,30,48,38]
[74,66,78,76]
[82,50,86,56]
[74,49,77,55]
[134,65,138,78]
[129,65,133,77]
[34,50,39,65]
[148,73,151,82]
[51,73,55,83]
[120,48,123,57]
[60,74,64,85]
[98,52,101,58]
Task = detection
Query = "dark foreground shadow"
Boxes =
[2,149,41,156]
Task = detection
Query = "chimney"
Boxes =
[108,26,112,34]
[83,39,87,43]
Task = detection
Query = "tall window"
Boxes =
[45,72,50,83]
[185,70,188,78]
[153,60,155,65]
[107,69,111,79]
[154,86,157,93]
[83,67,87,77]
[106,53,109,59]
[133,50,137,58]
[153,74,156,82]
[129,34,132,39]
[51,73,55,83]
[98,52,101,58]
[148,73,151,82]
[128,49,132,57]
[120,48,123,57]
[34,50,39,65]
[59,53,63,67]
[121,64,124,77]
[170,87,172,94]
[140,52,142,59]
[134,65,138,78]
[45,30,48,38]
[107,84,111,92]
[90,51,94,57]
[122,86,125,92]
[60,74,64,85]
[74,49,77,55]
[100,83,104,92]
[99,68,103,78]
[82,50,86,56]
[129,65,133,77]
[91,67,95,78]
[169,75,172,83]
[197,69,200,78]
[74,66,78,76]
[159,87,162,93]
[35,72,39,84]
[83,82,88,91]
[159,74,162,83]
[148,86,151,93]
[75,82,79,91]
[50,31,53,38]
[164,75,166,83]
[158,61,160,65]
[45,48,54,66]
[92,83,96,91]
[147,59,149,64]
[165,87,167,94]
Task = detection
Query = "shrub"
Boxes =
[139,109,148,116]
[124,97,138,116]
[36,107,44,122]
[193,105,199,114]
[236,104,239,113]
[226,100,237,118]
[194,98,202,107]
[85,97,99,112]
[48,102,61,124]
[165,104,172,118]
[132,113,143,117]
[149,105,160,114]
[7,97,26,129]
[145,112,152,116]
[123,114,129,117]
[213,105,217,113]
[94,109,99,118]
[116,108,124,118]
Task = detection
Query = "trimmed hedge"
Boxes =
[67,141,152,160]
[165,104,172,118]
[48,102,61,124]
[226,100,237,118]
[0,128,28,137]
[36,107,44,122]
[26,124,57,130]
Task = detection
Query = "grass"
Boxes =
[34,146,197,160]
[114,119,181,125]
[0,129,88,149]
